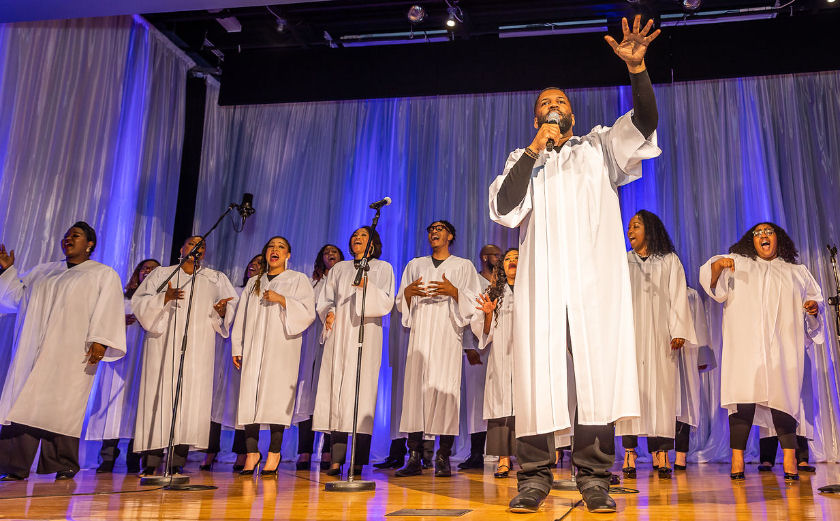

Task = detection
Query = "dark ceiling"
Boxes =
[143,0,840,103]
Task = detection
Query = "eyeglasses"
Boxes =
[427,224,448,233]
[752,229,776,238]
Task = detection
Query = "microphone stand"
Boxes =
[140,202,245,491]
[819,245,840,494]
[325,208,381,492]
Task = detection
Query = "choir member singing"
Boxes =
[294,244,343,471]
[231,236,315,475]
[458,244,500,471]
[699,222,823,482]
[87,258,160,474]
[0,222,126,481]
[132,236,237,476]
[201,254,262,472]
[488,15,661,513]
[617,210,695,479]
[314,228,395,476]
[394,220,482,478]
[474,248,518,478]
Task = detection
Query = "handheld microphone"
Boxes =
[545,111,560,152]
[369,197,392,210]
[238,193,256,218]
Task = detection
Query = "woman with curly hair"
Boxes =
[294,244,343,471]
[700,222,823,482]
[616,210,695,480]
[474,248,518,478]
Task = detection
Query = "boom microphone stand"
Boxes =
[325,204,385,492]
[140,195,255,490]
[819,245,840,494]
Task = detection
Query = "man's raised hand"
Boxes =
[604,15,661,73]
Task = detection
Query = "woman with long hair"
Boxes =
[474,248,518,478]
[231,236,316,475]
[87,258,160,474]
[294,244,343,471]
[313,227,394,476]
[700,222,823,482]
[616,210,695,479]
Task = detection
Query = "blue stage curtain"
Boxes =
[195,70,840,465]
[0,16,190,466]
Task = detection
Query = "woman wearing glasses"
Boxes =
[700,222,823,482]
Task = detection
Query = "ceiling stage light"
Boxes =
[683,0,702,9]
[407,5,426,24]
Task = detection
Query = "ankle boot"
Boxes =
[395,450,423,477]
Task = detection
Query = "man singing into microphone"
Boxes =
[489,16,661,513]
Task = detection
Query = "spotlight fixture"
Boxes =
[683,0,702,9]
[275,17,287,33]
[445,0,463,29]
[407,5,426,24]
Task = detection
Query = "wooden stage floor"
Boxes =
[2,461,840,520]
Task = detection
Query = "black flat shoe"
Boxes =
[0,473,24,481]
[320,460,331,471]
[610,473,621,485]
[757,464,773,472]
[798,464,816,473]
[509,488,547,513]
[198,463,213,471]
[96,461,116,474]
[494,464,510,479]
[138,467,157,477]
[730,472,745,481]
[168,466,184,475]
[580,485,616,513]
[658,467,673,479]
[674,464,687,471]
[325,466,342,477]
[295,461,311,471]
[373,456,403,470]
[784,472,800,481]
[55,470,76,480]
[457,454,484,470]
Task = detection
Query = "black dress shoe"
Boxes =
[457,454,484,470]
[352,465,363,476]
[325,466,342,477]
[198,463,213,471]
[434,455,452,477]
[138,467,157,477]
[610,473,621,485]
[168,466,184,475]
[55,470,76,481]
[509,488,547,513]
[730,472,745,481]
[96,461,116,474]
[296,461,311,471]
[320,460,331,471]
[0,473,25,481]
[421,458,433,470]
[395,451,423,477]
[580,485,617,513]
[798,464,816,473]
[373,456,403,470]
[757,464,773,472]
[126,463,141,474]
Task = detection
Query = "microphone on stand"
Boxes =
[369,197,391,210]
[238,193,256,219]
[545,111,561,152]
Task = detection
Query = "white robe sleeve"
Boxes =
[131,268,173,335]
[690,290,711,349]
[801,266,825,344]
[699,254,734,303]
[210,272,238,339]
[697,345,717,372]
[352,261,395,319]
[451,264,482,329]
[395,262,415,328]
[230,279,256,358]
[0,266,25,313]
[488,149,534,229]
[316,269,338,343]
[667,255,696,344]
[279,273,316,337]
[600,110,661,187]
[88,267,128,361]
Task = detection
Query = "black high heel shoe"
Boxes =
[239,454,263,476]
[622,449,637,479]
[199,455,216,471]
[730,471,746,481]
[658,466,673,479]
[784,472,800,482]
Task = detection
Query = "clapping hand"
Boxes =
[0,244,14,270]
[427,274,458,300]
[804,300,819,316]
[604,15,661,73]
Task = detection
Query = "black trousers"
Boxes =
[244,423,285,453]
[330,432,372,465]
[675,421,691,453]
[0,423,80,478]
[515,412,615,495]
[297,417,331,455]
[759,435,810,465]
[470,431,487,457]
[622,435,674,453]
[730,404,796,451]
[100,438,142,468]
[144,444,189,469]
[407,432,455,458]
[205,421,246,455]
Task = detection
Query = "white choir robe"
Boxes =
[232,271,315,427]
[86,299,148,440]
[461,276,491,435]
[132,265,237,451]
[292,277,327,425]
[489,111,660,437]
[699,254,824,430]
[760,341,816,440]
[396,255,482,436]
[0,261,126,437]
[477,284,515,420]
[616,252,696,439]
[210,286,244,428]
[675,287,713,428]
[313,259,395,435]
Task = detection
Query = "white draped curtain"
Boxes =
[196,71,840,463]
